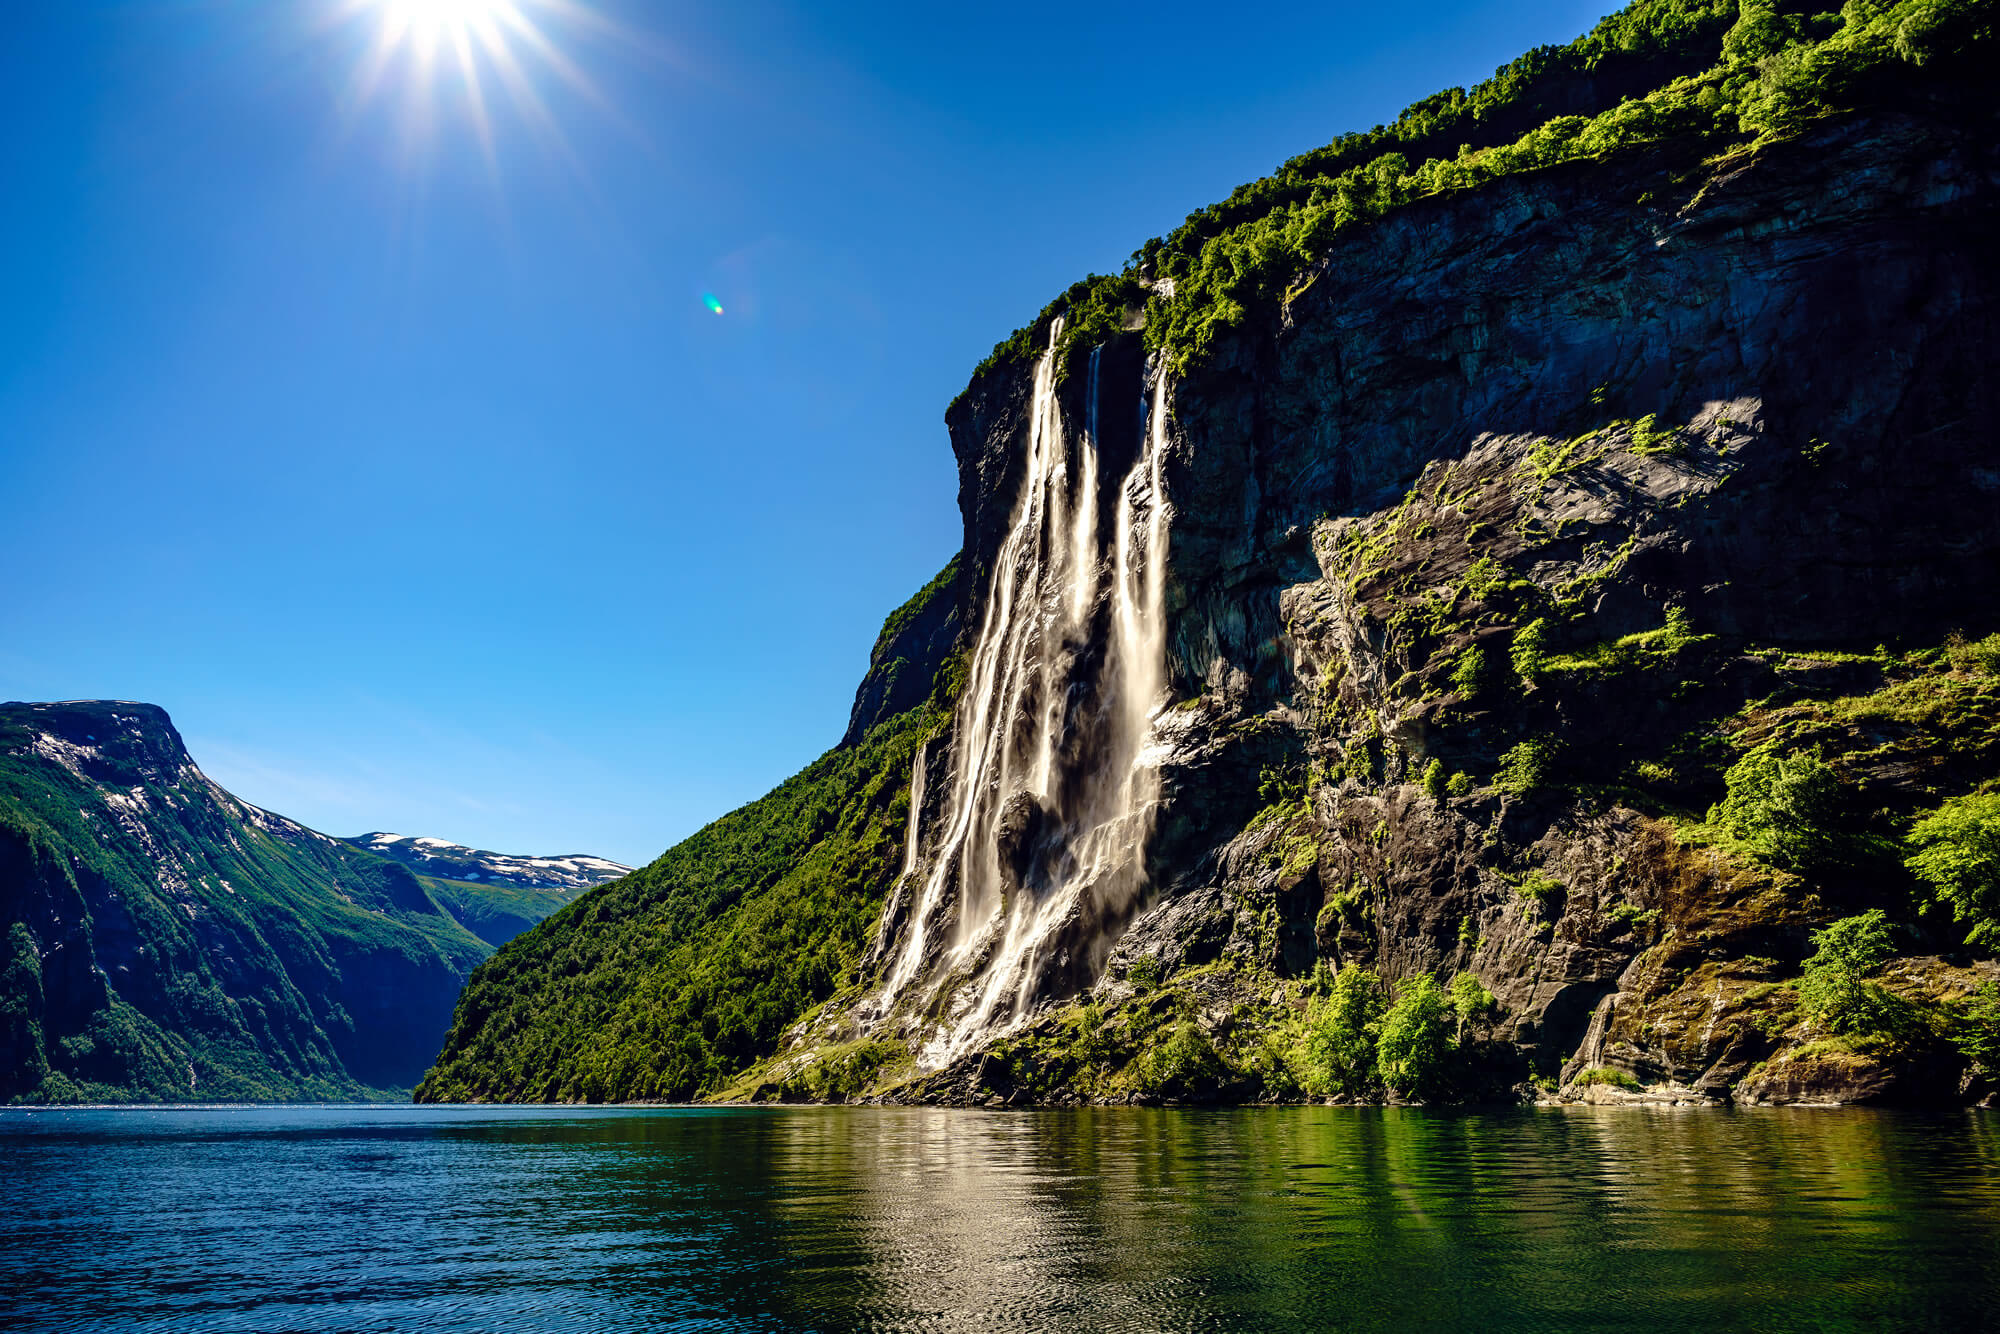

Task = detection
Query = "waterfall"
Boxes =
[880,328,1172,1065]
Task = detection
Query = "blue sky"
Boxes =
[1,0,1608,866]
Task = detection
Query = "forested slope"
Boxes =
[0,701,581,1101]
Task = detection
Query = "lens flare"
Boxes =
[702,293,725,315]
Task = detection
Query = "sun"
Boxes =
[380,0,512,42]
[327,0,608,167]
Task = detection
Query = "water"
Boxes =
[876,329,1172,1064]
[4,1105,1997,1332]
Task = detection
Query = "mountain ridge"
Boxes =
[0,699,600,1102]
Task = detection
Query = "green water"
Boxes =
[2,1104,1996,1331]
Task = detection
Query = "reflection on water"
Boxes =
[2,1105,1996,1332]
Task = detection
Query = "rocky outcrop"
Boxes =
[841,556,963,748]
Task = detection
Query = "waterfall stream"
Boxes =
[880,329,1172,1066]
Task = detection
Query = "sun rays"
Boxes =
[325,0,619,175]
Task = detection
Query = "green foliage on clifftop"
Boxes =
[965,0,1994,384]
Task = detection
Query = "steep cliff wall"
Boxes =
[802,104,2000,1107]
[420,0,2000,1107]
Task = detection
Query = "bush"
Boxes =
[1421,759,1449,801]
[1906,793,2000,950]
[1514,870,1564,916]
[1446,771,1474,798]
[1496,738,1558,796]
[1450,646,1491,700]
[1956,980,2000,1077]
[1711,747,1851,872]
[1295,965,1385,1097]
[1511,619,1550,685]
[1573,1066,1641,1089]
[1127,954,1164,994]
[1376,975,1455,1097]
[1447,971,1496,1037]
[1140,1022,1226,1097]
[1796,910,1904,1036]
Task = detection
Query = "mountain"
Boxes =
[343,833,629,892]
[419,0,2000,1108]
[0,701,595,1102]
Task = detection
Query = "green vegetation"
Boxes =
[1496,738,1559,796]
[1796,911,1903,1036]
[1574,1066,1643,1089]
[967,0,1994,382]
[1906,793,2000,948]
[416,562,963,1104]
[1421,759,1449,801]
[0,702,556,1103]
[1957,980,2000,1076]
[1376,975,1456,1097]
[1448,971,1497,1037]
[1296,965,1388,1097]
[1710,747,1856,873]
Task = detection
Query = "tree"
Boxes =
[1376,975,1455,1097]
[1796,911,1903,1036]
[1447,971,1496,1039]
[1956,981,2000,1078]
[1906,793,2000,950]
[1296,965,1386,1097]
[1712,747,1850,873]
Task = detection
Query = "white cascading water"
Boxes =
[879,327,1172,1065]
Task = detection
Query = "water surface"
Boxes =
[3,1104,1996,1331]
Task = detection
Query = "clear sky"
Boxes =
[1,0,1608,867]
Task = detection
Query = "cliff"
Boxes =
[0,701,587,1101]
[888,105,2000,1108]
[418,0,2000,1107]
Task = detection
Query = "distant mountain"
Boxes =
[344,833,629,892]
[0,701,600,1103]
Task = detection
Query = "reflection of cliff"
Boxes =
[738,1109,2000,1329]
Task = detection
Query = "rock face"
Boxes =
[804,107,2000,1107]
[0,701,586,1102]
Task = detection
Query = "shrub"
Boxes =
[1906,793,2000,950]
[1496,738,1558,796]
[1127,954,1163,994]
[1514,870,1563,916]
[1711,747,1849,872]
[1376,975,1455,1097]
[1295,965,1385,1097]
[1796,910,1903,1036]
[1447,971,1496,1037]
[1511,619,1550,685]
[1573,1066,1641,1089]
[1421,759,1449,801]
[1956,980,2000,1077]
[1446,771,1474,798]
[1450,646,1491,700]
[1140,1022,1226,1097]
